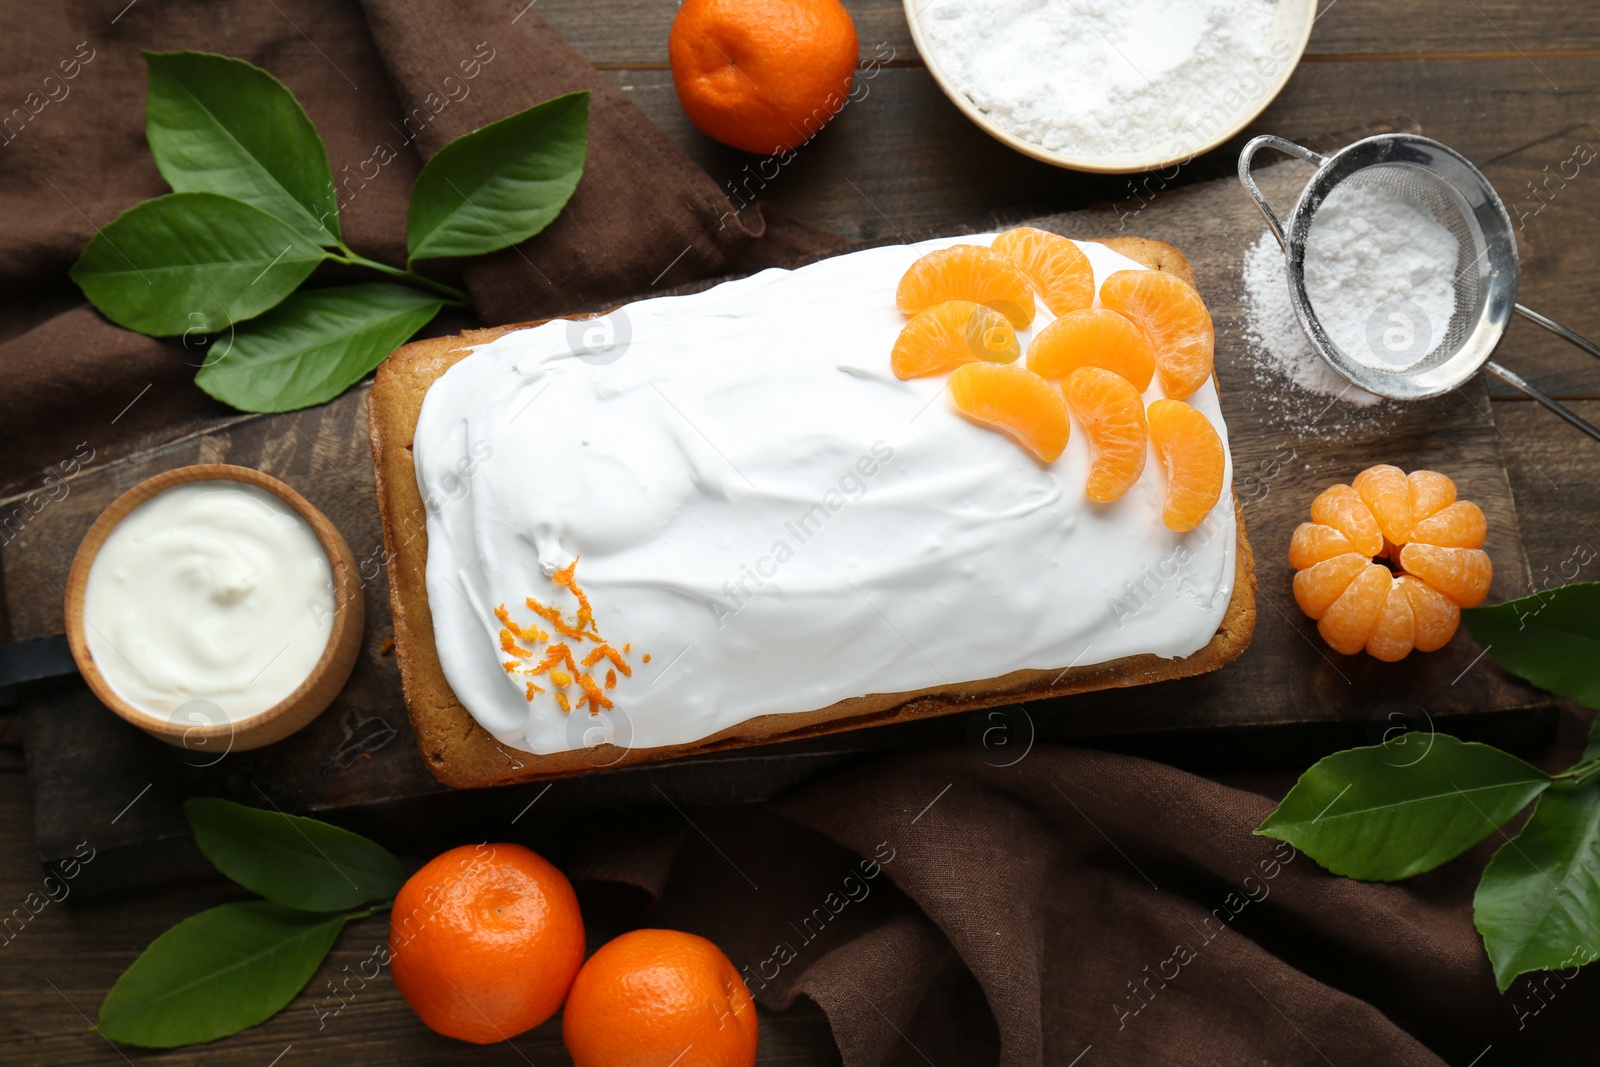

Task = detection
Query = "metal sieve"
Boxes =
[1239,133,1600,442]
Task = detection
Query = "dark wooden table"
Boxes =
[4,2,1599,1063]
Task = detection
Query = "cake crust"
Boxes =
[369,236,1257,788]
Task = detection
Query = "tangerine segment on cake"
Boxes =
[1147,399,1225,533]
[1026,308,1155,393]
[895,244,1036,328]
[992,226,1095,317]
[1061,367,1147,503]
[948,363,1070,463]
[372,232,1249,782]
[1099,269,1215,400]
[891,300,1020,379]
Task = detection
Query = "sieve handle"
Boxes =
[1238,135,1329,249]
[1483,361,1600,444]
[1514,303,1600,365]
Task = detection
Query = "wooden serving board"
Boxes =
[1,160,1553,897]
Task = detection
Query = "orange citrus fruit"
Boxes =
[891,299,1019,379]
[563,928,758,1067]
[948,362,1069,462]
[389,843,585,1044]
[1025,308,1156,393]
[1146,399,1224,532]
[1289,466,1490,660]
[897,245,1036,328]
[992,227,1094,316]
[1098,270,1214,399]
[1062,366,1147,503]
[668,0,858,155]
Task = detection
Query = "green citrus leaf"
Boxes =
[98,901,344,1048]
[194,284,441,413]
[185,798,408,911]
[1463,583,1600,710]
[1474,779,1600,992]
[406,90,588,262]
[68,192,327,336]
[145,50,339,245]
[1255,733,1550,881]
[1474,721,1600,991]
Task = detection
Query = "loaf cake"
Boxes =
[369,233,1256,788]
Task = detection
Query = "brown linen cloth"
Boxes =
[1,3,1592,1065]
[0,0,840,491]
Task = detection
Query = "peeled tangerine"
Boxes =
[948,362,1068,463]
[991,227,1095,317]
[891,300,1019,379]
[1062,367,1147,503]
[1146,399,1224,532]
[1290,465,1490,661]
[1099,269,1214,399]
[897,244,1036,328]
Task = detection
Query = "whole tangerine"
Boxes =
[388,843,585,1044]
[668,0,858,155]
[562,928,758,1067]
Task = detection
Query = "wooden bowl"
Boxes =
[64,464,364,754]
[902,0,1315,174]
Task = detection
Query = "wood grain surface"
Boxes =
[0,154,1551,900]
[3,1,1599,1063]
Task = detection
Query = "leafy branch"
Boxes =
[1257,583,1600,992]
[69,50,589,414]
[97,798,408,1048]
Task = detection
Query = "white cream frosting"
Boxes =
[414,235,1236,755]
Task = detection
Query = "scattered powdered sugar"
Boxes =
[1241,231,1380,406]
[1238,229,1389,436]
[918,0,1286,158]
[1303,180,1462,369]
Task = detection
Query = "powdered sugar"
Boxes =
[1242,231,1380,405]
[1233,180,1464,434]
[1303,180,1462,369]
[918,0,1287,159]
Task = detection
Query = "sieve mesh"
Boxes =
[1243,132,1600,436]
[1297,162,1487,375]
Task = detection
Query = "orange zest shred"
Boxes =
[581,644,633,677]
[495,604,549,646]
[526,642,576,678]
[577,672,612,712]
[524,595,601,642]
[552,561,596,630]
[495,561,643,714]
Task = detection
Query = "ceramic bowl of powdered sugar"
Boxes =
[906,0,1315,173]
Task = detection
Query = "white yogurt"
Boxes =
[83,481,335,722]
